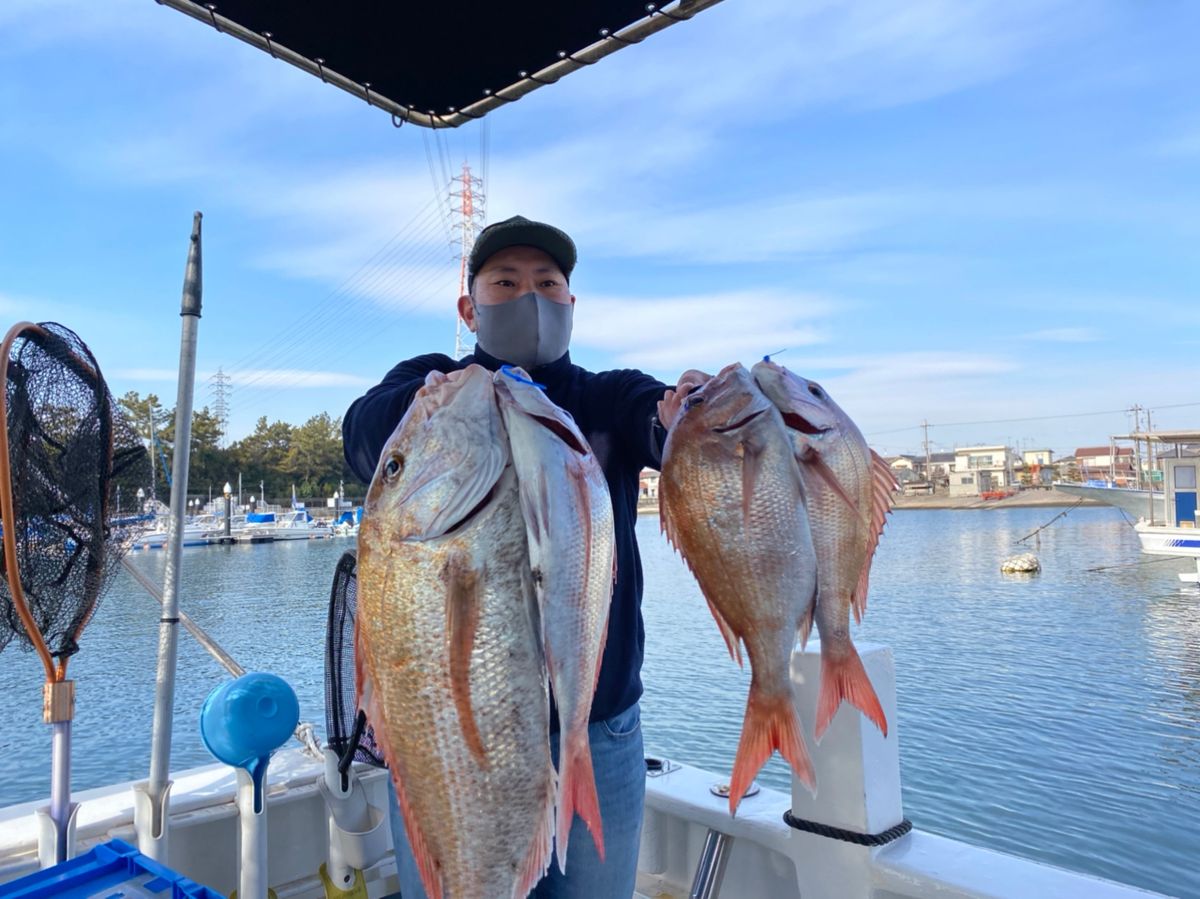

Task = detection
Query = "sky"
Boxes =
[1,0,1198,459]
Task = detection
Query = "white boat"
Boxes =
[0,5,1183,897]
[130,515,221,550]
[238,509,331,542]
[0,644,1165,898]
[1132,434,1200,582]
[1051,481,1165,521]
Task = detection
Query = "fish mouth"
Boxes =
[779,411,830,436]
[713,408,766,433]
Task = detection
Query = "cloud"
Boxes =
[536,0,1085,128]
[574,290,835,371]
[1021,327,1100,342]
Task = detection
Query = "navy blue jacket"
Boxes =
[343,346,668,727]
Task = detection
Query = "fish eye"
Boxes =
[684,394,705,409]
[383,453,404,479]
[808,384,824,399]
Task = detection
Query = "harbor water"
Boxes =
[0,506,1196,896]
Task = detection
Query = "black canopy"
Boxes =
[156,0,724,129]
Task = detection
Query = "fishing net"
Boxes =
[324,548,385,768]
[0,321,151,663]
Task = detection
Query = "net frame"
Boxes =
[325,548,385,769]
[0,321,114,685]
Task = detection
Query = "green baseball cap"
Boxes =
[467,215,576,289]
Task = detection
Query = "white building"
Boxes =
[949,445,1018,497]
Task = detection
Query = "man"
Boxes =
[342,215,706,898]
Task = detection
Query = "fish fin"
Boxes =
[515,763,556,899]
[444,555,488,766]
[851,453,898,622]
[741,439,764,529]
[815,645,888,741]
[703,593,744,667]
[730,686,815,815]
[555,727,606,871]
[798,600,815,649]
[355,624,445,899]
[803,450,862,520]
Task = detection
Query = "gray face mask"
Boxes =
[473,292,573,369]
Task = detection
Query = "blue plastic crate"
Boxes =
[0,839,224,898]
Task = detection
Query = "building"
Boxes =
[1022,448,1053,467]
[1074,445,1136,486]
[949,445,1018,497]
[1020,448,1054,487]
[639,468,660,501]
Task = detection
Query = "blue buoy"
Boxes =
[200,672,299,814]
[200,672,299,770]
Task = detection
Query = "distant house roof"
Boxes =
[929,452,956,463]
[1075,446,1133,458]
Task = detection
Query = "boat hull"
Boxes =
[1052,482,1164,520]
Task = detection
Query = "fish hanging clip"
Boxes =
[762,347,789,363]
[500,365,547,391]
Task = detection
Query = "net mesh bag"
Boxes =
[0,322,151,659]
[324,548,385,768]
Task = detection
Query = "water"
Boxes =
[1,508,1196,896]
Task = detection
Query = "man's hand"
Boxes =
[657,369,712,431]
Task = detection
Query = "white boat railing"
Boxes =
[0,642,1171,897]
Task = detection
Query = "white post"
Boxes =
[785,642,905,899]
[236,769,269,899]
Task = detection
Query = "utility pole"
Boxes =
[922,419,931,485]
[1128,404,1144,489]
[450,162,487,359]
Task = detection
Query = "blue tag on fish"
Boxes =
[500,365,547,391]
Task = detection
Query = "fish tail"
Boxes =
[815,644,888,741]
[730,685,815,815]
[555,726,606,870]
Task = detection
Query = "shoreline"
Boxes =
[637,487,1103,515]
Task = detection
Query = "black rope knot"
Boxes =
[783,811,912,846]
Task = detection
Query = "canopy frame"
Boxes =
[154,0,724,129]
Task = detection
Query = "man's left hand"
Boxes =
[658,369,712,431]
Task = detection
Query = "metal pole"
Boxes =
[50,720,71,862]
[144,212,203,860]
[689,829,733,899]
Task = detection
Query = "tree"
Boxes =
[229,417,294,501]
[284,412,344,497]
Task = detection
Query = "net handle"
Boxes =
[0,321,58,683]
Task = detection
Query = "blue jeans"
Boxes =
[386,703,645,898]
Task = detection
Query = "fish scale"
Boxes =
[659,363,818,815]
[752,360,895,742]
[494,367,614,869]
[356,366,555,899]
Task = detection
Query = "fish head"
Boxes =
[365,364,509,540]
[750,360,852,444]
[671,362,777,441]
[493,365,589,456]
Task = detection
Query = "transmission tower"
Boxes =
[449,162,487,358]
[209,367,231,446]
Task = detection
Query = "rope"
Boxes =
[1086,555,1181,573]
[1014,498,1085,545]
[783,811,912,846]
